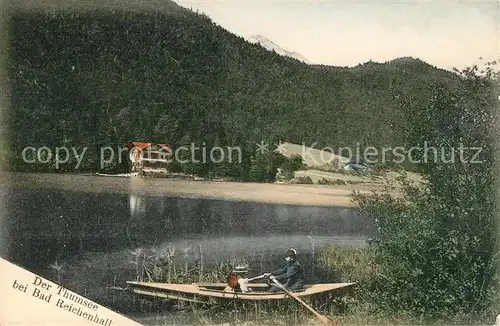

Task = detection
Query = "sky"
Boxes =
[174,0,499,71]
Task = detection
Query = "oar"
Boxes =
[242,274,267,283]
[237,274,267,293]
[271,278,337,326]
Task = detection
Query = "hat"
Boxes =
[285,248,297,257]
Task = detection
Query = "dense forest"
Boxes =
[5,2,461,178]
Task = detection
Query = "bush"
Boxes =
[289,176,313,184]
[350,63,499,320]
[317,178,348,185]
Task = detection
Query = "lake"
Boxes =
[0,174,375,323]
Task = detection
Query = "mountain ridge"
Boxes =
[6,4,462,176]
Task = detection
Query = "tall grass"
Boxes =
[128,244,241,285]
[49,243,347,324]
[316,246,378,316]
[47,242,498,325]
[316,245,500,325]
[128,242,464,326]
[125,244,388,324]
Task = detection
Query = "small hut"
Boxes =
[127,141,172,174]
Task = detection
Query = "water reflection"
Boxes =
[2,187,374,279]
[128,193,146,219]
[1,185,375,314]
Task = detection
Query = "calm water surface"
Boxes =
[1,181,374,321]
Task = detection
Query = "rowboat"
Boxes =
[126,281,355,302]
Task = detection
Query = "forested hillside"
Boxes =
[6,3,460,177]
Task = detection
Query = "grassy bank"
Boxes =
[316,246,499,326]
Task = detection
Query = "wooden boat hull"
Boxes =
[126,281,355,302]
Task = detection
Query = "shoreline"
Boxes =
[0,171,387,207]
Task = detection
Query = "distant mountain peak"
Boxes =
[247,34,310,64]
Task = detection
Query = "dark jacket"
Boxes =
[270,260,304,287]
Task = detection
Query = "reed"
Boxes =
[199,244,204,283]
[315,245,379,316]
[307,235,316,279]
[49,259,64,284]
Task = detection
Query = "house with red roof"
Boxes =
[127,141,172,174]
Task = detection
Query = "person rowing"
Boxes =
[264,248,304,292]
